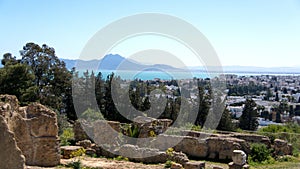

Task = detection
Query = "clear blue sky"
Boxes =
[0,0,300,67]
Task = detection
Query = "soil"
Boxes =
[27,157,165,169]
[26,157,229,169]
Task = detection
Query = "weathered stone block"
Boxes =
[0,115,25,169]
[232,150,247,166]
[184,161,205,169]
[274,139,293,155]
[171,162,183,169]
[0,95,60,167]
[61,146,84,159]
[76,139,92,149]
[228,162,249,169]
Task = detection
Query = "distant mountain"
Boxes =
[61,54,181,71]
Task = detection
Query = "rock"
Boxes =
[207,137,249,160]
[274,139,293,155]
[118,144,189,164]
[228,162,250,169]
[133,116,172,138]
[74,120,93,142]
[230,133,271,148]
[76,139,92,149]
[119,144,168,163]
[150,134,208,158]
[232,150,247,166]
[182,130,271,148]
[85,148,97,157]
[170,151,189,165]
[0,95,60,167]
[92,144,117,158]
[213,166,224,169]
[93,120,120,146]
[61,146,85,159]
[184,161,205,169]
[175,136,208,158]
[0,115,25,169]
[171,163,183,169]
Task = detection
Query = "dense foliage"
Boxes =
[249,143,272,162]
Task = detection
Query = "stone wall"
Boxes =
[150,134,250,160]
[182,130,271,147]
[0,95,60,167]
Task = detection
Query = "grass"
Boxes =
[191,156,300,169]
[250,161,300,169]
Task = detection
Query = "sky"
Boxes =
[0,0,300,68]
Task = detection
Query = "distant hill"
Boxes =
[61,54,181,71]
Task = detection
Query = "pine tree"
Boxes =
[239,99,259,130]
[217,108,235,131]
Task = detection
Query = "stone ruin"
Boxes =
[74,115,293,164]
[0,95,60,168]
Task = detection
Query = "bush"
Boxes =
[258,123,300,156]
[249,143,272,162]
[57,112,72,135]
[114,156,129,161]
[276,155,298,162]
[67,160,82,169]
[164,160,173,168]
[80,108,105,122]
[60,128,75,146]
[70,148,86,158]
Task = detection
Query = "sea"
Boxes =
[80,70,300,81]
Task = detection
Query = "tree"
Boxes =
[0,62,37,105]
[1,53,19,66]
[195,83,211,127]
[20,42,72,112]
[239,99,259,130]
[217,108,235,131]
[275,92,279,102]
[265,88,272,101]
[289,105,295,118]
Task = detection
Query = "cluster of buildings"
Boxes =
[224,74,300,126]
[121,74,300,127]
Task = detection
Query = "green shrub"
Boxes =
[166,148,174,157]
[70,148,86,158]
[80,108,105,122]
[57,112,72,135]
[258,123,300,156]
[121,124,139,138]
[276,155,298,162]
[249,143,272,162]
[60,128,75,146]
[181,122,202,131]
[113,156,129,161]
[164,160,173,168]
[67,160,82,169]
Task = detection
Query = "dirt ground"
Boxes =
[27,157,165,169]
[26,157,229,169]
